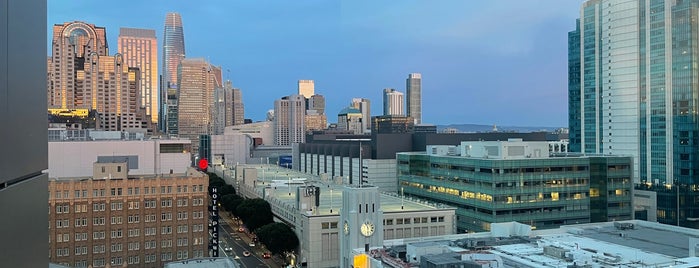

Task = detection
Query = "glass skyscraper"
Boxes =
[162,12,185,133]
[569,0,699,227]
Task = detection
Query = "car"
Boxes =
[262,252,271,259]
[238,227,244,232]
[242,251,251,257]
[249,242,255,247]
[224,247,233,252]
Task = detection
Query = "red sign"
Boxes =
[198,158,209,170]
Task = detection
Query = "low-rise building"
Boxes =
[49,163,209,268]
[398,139,633,232]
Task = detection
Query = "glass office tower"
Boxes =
[162,12,185,133]
[569,0,699,227]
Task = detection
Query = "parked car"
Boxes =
[243,251,251,257]
[262,252,271,259]
[249,242,255,247]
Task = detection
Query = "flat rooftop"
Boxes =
[164,257,238,268]
[378,220,699,268]
[226,165,454,217]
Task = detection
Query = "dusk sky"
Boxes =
[48,0,584,127]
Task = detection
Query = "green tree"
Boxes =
[256,223,299,255]
[236,198,273,231]
[221,194,244,215]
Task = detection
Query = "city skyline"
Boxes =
[48,0,583,127]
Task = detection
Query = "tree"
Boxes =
[236,198,273,231]
[256,223,299,255]
[221,194,244,215]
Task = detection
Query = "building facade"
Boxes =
[213,80,244,135]
[118,27,158,128]
[337,107,364,135]
[569,0,699,227]
[162,12,186,132]
[48,164,209,268]
[398,140,633,232]
[274,95,306,146]
[383,88,404,116]
[351,98,371,133]
[298,80,314,99]
[0,1,49,266]
[177,58,222,153]
[49,22,148,131]
[406,73,422,124]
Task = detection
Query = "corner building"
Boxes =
[49,164,209,268]
[398,140,633,232]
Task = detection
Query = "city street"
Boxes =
[217,213,282,268]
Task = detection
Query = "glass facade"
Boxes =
[568,19,581,153]
[161,12,185,133]
[571,0,699,228]
[397,152,632,232]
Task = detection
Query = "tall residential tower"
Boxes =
[406,73,422,124]
[118,28,158,129]
[383,88,404,116]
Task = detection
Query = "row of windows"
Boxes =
[50,184,207,199]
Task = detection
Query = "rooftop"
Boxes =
[218,165,454,217]
[163,257,238,268]
[376,220,699,268]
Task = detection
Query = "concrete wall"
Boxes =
[49,140,191,178]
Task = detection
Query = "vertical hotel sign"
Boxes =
[209,186,219,257]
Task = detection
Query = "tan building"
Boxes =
[49,163,209,268]
[213,80,244,135]
[118,28,158,128]
[49,21,149,131]
[298,79,314,98]
[177,58,222,153]
[305,111,327,132]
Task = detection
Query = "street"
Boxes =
[217,213,282,268]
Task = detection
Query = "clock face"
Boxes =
[360,220,375,237]
[343,221,350,235]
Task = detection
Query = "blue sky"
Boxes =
[49,0,583,127]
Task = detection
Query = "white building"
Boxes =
[383,88,404,116]
[48,139,192,178]
[274,95,306,146]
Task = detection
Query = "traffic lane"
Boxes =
[219,219,267,267]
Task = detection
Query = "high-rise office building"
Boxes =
[1,0,48,266]
[49,22,148,131]
[213,80,244,135]
[383,88,404,116]
[308,94,325,115]
[351,98,371,133]
[118,28,158,129]
[406,73,422,124]
[569,0,699,227]
[162,12,186,133]
[298,80,314,98]
[177,58,222,153]
[274,95,306,146]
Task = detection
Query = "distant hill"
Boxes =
[437,124,564,133]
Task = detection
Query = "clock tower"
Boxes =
[339,185,383,268]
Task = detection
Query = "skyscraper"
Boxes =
[274,95,306,146]
[213,80,244,135]
[162,12,185,132]
[570,0,699,227]
[406,73,422,124]
[298,80,314,98]
[177,58,221,153]
[351,98,371,133]
[383,88,404,116]
[118,28,158,129]
[49,22,147,131]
